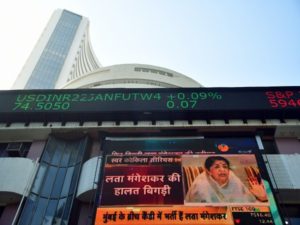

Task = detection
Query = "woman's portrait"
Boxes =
[183,155,268,205]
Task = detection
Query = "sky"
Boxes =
[1,0,300,89]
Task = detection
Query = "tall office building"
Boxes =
[1,9,300,225]
[12,9,201,89]
[12,9,101,89]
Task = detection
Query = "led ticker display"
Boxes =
[0,87,300,122]
[265,91,300,109]
[95,137,283,225]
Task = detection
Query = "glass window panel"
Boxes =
[61,220,68,225]
[17,194,37,225]
[61,167,74,197]
[62,195,73,222]
[51,168,67,198]
[41,166,58,197]
[68,144,79,166]
[25,11,81,89]
[42,216,53,225]
[69,164,80,195]
[42,141,56,163]
[53,218,62,225]
[51,146,63,166]
[60,147,71,167]
[76,141,86,163]
[42,199,58,225]
[30,197,48,225]
[0,143,7,154]
[53,197,66,225]
[31,162,47,194]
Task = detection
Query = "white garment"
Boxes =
[185,171,256,203]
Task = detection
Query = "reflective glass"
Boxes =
[76,141,86,163]
[61,166,74,197]
[31,162,47,194]
[62,195,73,222]
[30,197,48,225]
[53,197,66,224]
[42,140,56,163]
[68,144,79,166]
[17,194,37,225]
[42,199,58,225]
[41,166,58,197]
[18,135,88,225]
[51,145,63,166]
[51,167,67,198]
[60,147,71,167]
[25,11,82,89]
[69,164,80,195]
[61,219,68,225]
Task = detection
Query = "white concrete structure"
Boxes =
[63,64,201,88]
[0,158,36,203]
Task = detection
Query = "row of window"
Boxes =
[17,136,88,225]
[89,78,175,88]
[0,142,31,157]
[18,194,72,225]
[134,67,174,77]
[25,11,82,89]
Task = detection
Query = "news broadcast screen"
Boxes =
[95,137,282,225]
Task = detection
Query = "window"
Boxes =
[0,205,5,220]
[0,142,31,157]
[25,11,82,89]
[134,67,174,77]
[17,135,89,225]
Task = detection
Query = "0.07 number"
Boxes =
[166,100,197,109]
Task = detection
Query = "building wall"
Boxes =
[62,64,201,89]
[77,203,94,225]
[0,204,18,225]
[1,122,300,224]
[26,141,46,160]
[275,138,300,154]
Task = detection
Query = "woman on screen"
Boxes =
[185,156,268,203]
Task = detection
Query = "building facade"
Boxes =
[12,9,101,89]
[0,88,300,225]
[1,9,299,225]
